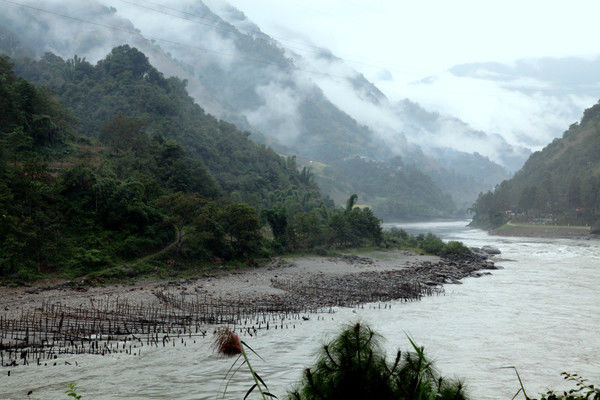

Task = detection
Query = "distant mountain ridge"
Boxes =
[0,0,516,216]
[471,100,600,228]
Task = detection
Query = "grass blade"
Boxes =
[244,384,257,400]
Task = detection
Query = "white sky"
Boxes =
[225,0,600,83]
[222,0,600,154]
[88,0,600,157]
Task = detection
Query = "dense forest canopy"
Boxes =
[0,21,491,221]
[315,156,455,220]
[11,45,329,213]
[0,50,394,281]
[470,101,600,228]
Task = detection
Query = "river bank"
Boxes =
[0,248,501,370]
[0,249,499,320]
[491,221,591,238]
[4,221,598,400]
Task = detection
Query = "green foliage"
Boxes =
[418,233,445,255]
[440,241,472,256]
[263,207,288,248]
[0,47,464,282]
[316,157,455,220]
[99,113,150,155]
[471,100,600,228]
[281,195,382,252]
[289,323,468,400]
[382,229,471,256]
[14,46,327,212]
[156,194,265,262]
[382,227,416,248]
[509,369,600,400]
[0,50,339,280]
[535,372,600,400]
[345,193,358,213]
[221,203,263,259]
[66,382,82,399]
[0,55,73,161]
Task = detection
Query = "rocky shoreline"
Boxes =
[268,251,501,309]
[0,248,503,367]
[0,248,503,317]
[489,222,592,239]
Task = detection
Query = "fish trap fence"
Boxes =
[0,291,331,368]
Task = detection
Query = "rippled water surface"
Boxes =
[2,221,599,399]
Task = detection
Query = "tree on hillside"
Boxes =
[568,177,582,209]
[99,114,149,155]
[221,203,262,259]
[157,192,204,244]
[519,186,537,213]
[263,207,288,247]
[14,47,328,213]
[345,193,358,213]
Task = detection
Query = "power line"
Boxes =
[0,0,357,82]
[0,0,525,98]
[116,0,423,75]
[114,0,341,58]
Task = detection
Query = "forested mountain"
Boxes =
[470,101,600,228]
[313,157,454,220]
[12,46,327,212]
[0,0,514,218]
[0,2,385,162]
[0,50,326,276]
[2,50,396,280]
[1,55,176,277]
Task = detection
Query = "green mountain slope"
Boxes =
[0,12,457,220]
[0,50,341,280]
[471,102,600,228]
[12,46,326,213]
[312,157,454,220]
[2,49,397,282]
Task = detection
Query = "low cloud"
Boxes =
[7,0,592,174]
[378,67,599,152]
[244,81,302,143]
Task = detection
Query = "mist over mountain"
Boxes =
[0,0,519,214]
[390,56,600,156]
[471,99,600,229]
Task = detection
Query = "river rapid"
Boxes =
[1,220,598,399]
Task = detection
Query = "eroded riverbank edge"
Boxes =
[481,221,594,239]
[0,249,502,318]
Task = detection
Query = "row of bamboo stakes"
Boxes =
[1,281,438,370]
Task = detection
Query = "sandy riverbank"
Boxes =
[491,222,591,238]
[0,249,499,318]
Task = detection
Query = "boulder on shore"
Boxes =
[481,245,501,255]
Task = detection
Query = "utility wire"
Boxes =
[0,0,359,82]
[118,0,317,52]
[116,0,423,75]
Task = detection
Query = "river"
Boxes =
[1,220,598,399]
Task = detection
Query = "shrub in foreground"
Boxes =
[288,322,468,400]
[514,371,600,400]
[63,323,599,399]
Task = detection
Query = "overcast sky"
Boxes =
[225,0,600,82]
[75,0,600,153]
[220,0,600,149]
